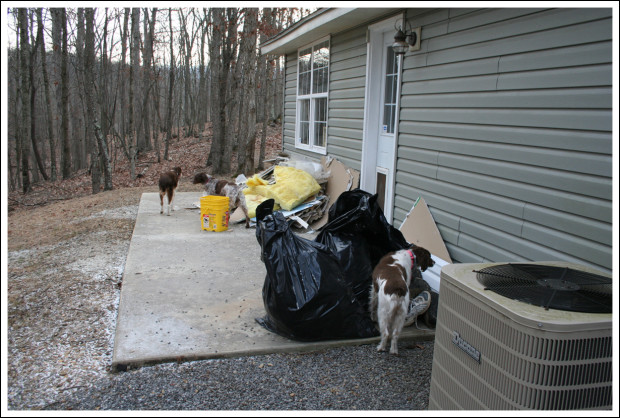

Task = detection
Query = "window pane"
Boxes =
[384,74,394,105]
[298,48,312,95]
[315,97,327,122]
[299,72,310,96]
[313,41,329,69]
[314,122,326,147]
[313,98,327,147]
[383,104,394,133]
[299,99,310,145]
[385,46,397,75]
[300,122,310,145]
[312,41,329,94]
[382,46,399,134]
[299,48,312,72]
[299,99,310,122]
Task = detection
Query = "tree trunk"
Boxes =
[117,9,130,161]
[237,8,258,175]
[164,8,175,161]
[257,8,274,171]
[58,9,71,179]
[207,8,224,171]
[75,8,87,171]
[38,8,57,181]
[129,7,140,179]
[207,8,238,174]
[29,9,49,181]
[198,9,208,132]
[18,8,31,192]
[84,8,101,193]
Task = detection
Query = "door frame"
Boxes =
[361,13,404,223]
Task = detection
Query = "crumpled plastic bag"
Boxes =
[255,189,411,341]
[244,166,321,211]
[315,189,411,310]
[255,198,378,341]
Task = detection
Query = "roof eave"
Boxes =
[261,7,403,56]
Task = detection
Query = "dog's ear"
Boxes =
[412,247,435,272]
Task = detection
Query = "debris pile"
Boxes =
[231,156,360,231]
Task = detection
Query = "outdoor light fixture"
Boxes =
[392,28,410,55]
[392,18,421,55]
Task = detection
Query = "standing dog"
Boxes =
[159,167,182,216]
[369,245,434,355]
[192,173,251,228]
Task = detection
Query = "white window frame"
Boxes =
[295,36,330,155]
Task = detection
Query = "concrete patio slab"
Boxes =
[112,192,434,370]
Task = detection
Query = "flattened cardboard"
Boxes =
[310,157,360,229]
[399,197,452,263]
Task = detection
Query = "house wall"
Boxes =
[397,8,613,273]
[281,7,613,274]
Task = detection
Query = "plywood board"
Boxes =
[310,157,359,230]
[400,197,452,263]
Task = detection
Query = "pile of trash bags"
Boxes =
[255,189,412,342]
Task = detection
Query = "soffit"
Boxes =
[261,7,402,56]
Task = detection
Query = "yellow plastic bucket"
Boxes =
[200,195,230,232]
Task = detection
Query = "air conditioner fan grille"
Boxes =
[475,264,611,313]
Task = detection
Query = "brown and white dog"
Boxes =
[159,167,182,216]
[369,245,434,355]
[192,173,251,228]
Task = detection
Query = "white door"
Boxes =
[362,16,403,223]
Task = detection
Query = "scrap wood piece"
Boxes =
[399,197,452,263]
[310,156,359,230]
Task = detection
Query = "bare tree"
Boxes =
[141,8,157,155]
[257,8,275,171]
[207,8,239,174]
[236,8,258,175]
[18,8,32,193]
[128,7,140,179]
[37,8,57,181]
[83,8,101,192]
[164,7,176,161]
[59,8,71,179]
[28,8,49,181]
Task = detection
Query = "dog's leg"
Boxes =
[159,191,165,214]
[376,295,390,352]
[389,297,409,355]
[239,194,251,228]
[167,188,174,216]
[377,322,389,353]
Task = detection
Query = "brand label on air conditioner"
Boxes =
[452,331,481,363]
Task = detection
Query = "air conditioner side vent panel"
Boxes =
[429,262,612,410]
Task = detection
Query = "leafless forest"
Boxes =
[6,7,312,196]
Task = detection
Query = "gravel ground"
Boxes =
[43,342,435,411]
[6,185,435,412]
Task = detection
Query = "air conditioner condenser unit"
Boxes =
[428,261,612,410]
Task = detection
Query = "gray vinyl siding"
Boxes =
[326,25,368,171]
[282,55,299,157]
[282,26,368,169]
[394,8,613,273]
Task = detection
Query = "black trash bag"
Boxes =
[255,199,378,341]
[315,189,411,311]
